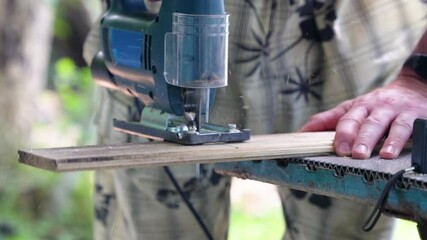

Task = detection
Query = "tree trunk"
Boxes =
[0,0,54,165]
[0,1,97,239]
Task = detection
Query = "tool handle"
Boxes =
[412,118,427,173]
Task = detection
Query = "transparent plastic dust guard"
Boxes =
[164,13,229,89]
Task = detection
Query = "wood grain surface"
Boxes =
[18,132,336,172]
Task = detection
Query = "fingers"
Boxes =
[351,109,396,159]
[336,109,414,159]
[299,101,352,132]
[379,113,415,159]
[334,107,368,156]
[300,95,416,159]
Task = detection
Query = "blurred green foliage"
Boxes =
[53,57,94,127]
[54,15,72,40]
[0,1,95,239]
[0,168,93,240]
[229,207,285,240]
[54,58,95,146]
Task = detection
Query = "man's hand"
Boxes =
[300,70,427,159]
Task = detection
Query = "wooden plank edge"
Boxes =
[17,132,337,172]
[18,150,59,172]
[23,146,334,172]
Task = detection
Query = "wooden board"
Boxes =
[18,132,336,172]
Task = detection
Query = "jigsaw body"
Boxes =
[91,0,250,144]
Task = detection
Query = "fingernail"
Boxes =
[383,145,396,156]
[338,142,351,155]
[354,144,368,156]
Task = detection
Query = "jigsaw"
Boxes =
[90,0,250,145]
